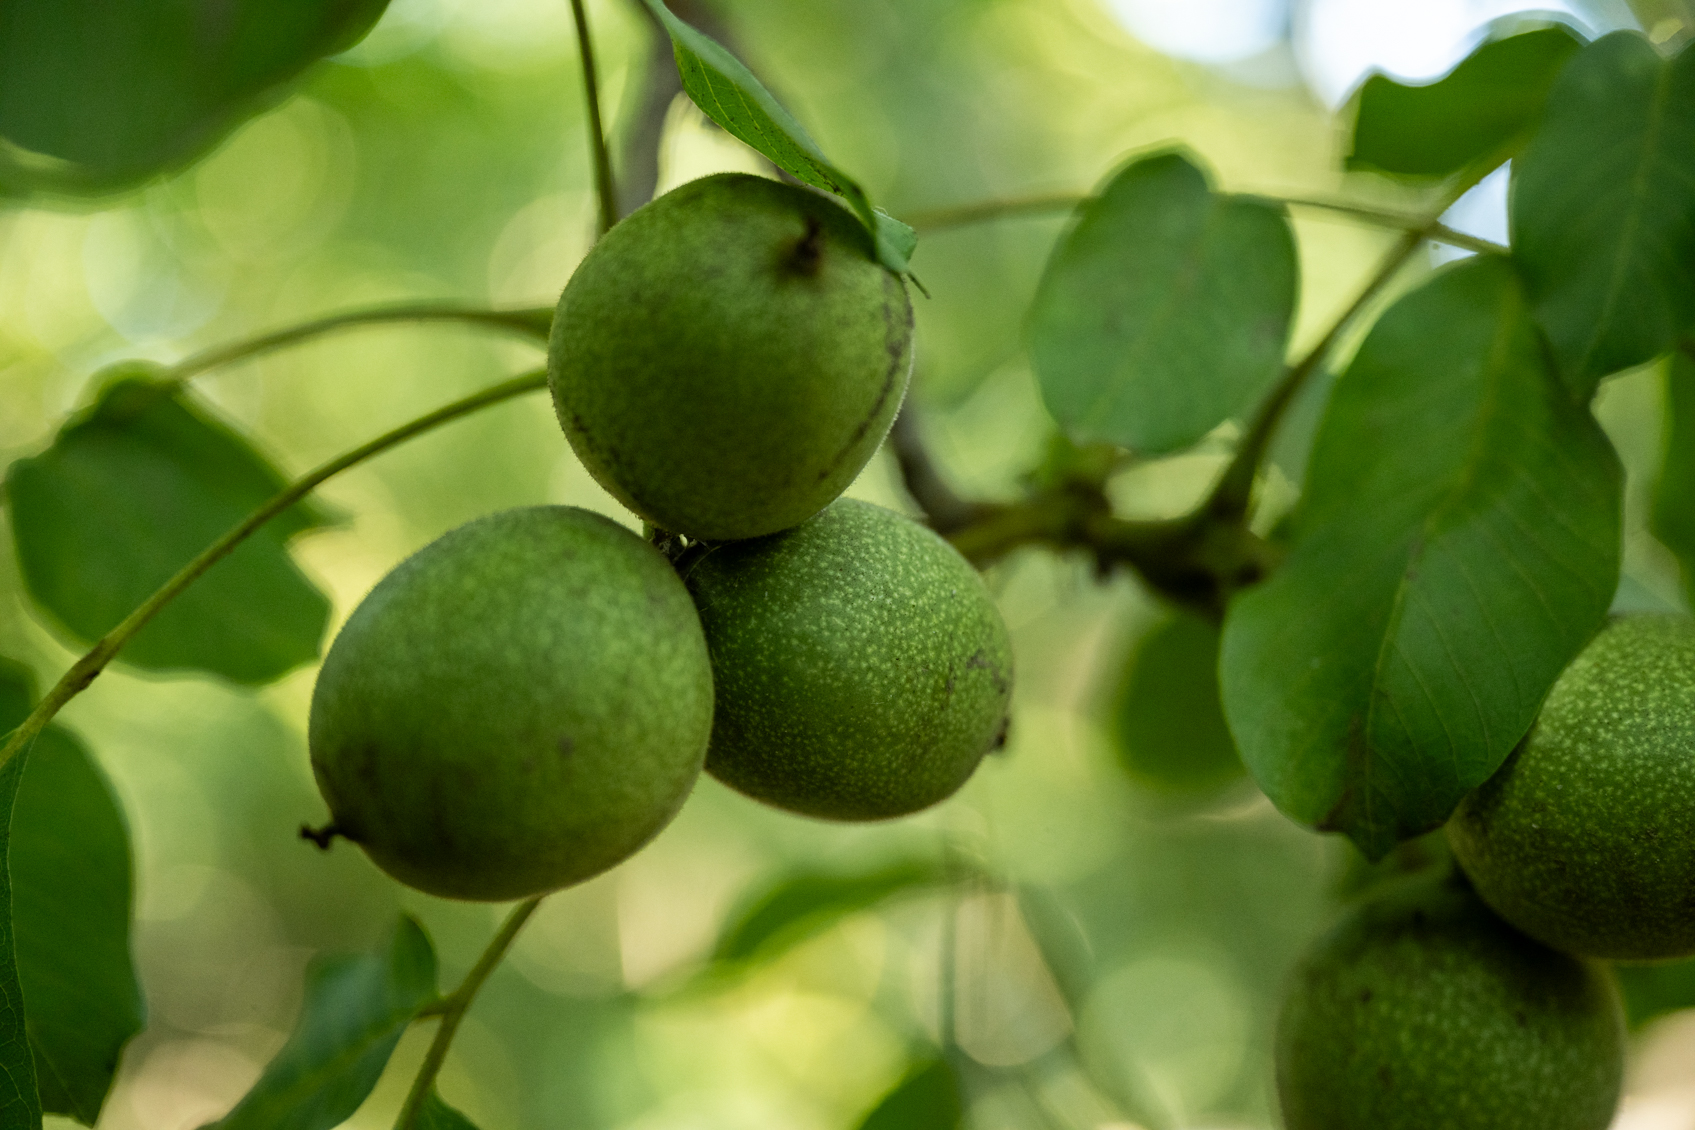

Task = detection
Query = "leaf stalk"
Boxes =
[571,0,621,235]
[0,371,550,773]
[393,897,542,1130]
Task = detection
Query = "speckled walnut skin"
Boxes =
[1449,614,1695,960]
[685,499,1012,821]
[549,173,913,542]
[309,507,714,902]
[1276,871,1624,1130]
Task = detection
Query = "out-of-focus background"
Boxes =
[2,1,1692,1127]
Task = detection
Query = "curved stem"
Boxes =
[904,191,1504,255]
[0,370,550,771]
[905,193,1088,234]
[393,897,543,1130]
[571,0,620,235]
[165,304,552,384]
[1204,223,1430,523]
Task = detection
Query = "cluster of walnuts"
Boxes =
[304,173,1013,902]
[1277,613,1695,1130]
[300,172,1695,1130]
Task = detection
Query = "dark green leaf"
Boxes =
[212,916,437,1130]
[1029,152,1297,455]
[6,369,331,685]
[4,660,143,1126]
[714,862,944,965]
[1511,33,1695,398]
[1616,957,1695,1028]
[1110,614,1244,794]
[1347,26,1583,179]
[1654,349,1695,608]
[416,1090,480,1130]
[1220,256,1622,859]
[0,0,390,196]
[855,1057,964,1130]
[636,0,914,274]
[0,668,41,1130]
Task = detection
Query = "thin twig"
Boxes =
[165,304,551,385]
[904,190,1505,255]
[571,0,620,234]
[393,897,543,1130]
[1204,224,1431,523]
[0,370,550,772]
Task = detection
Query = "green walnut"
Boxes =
[685,498,1012,820]
[308,506,713,901]
[1276,871,1624,1130]
[1449,614,1695,959]
[549,172,913,542]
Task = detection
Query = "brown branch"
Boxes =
[888,407,997,535]
[621,0,737,214]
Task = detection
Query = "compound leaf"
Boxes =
[855,1057,965,1130]
[416,1090,480,1130]
[714,862,944,966]
[0,0,389,197]
[1348,25,1583,179]
[211,917,437,1130]
[1111,614,1244,794]
[1654,348,1695,608]
[1511,32,1695,399]
[1,662,144,1126]
[1220,256,1621,859]
[1029,152,1297,455]
[5,368,331,685]
[636,0,914,274]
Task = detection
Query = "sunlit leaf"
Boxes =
[1654,349,1695,608]
[1029,151,1297,455]
[1220,256,1621,859]
[855,1057,964,1130]
[211,917,437,1130]
[416,1090,480,1130]
[714,862,945,966]
[1348,25,1583,179]
[636,0,914,274]
[1511,32,1695,398]
[1616,957,1695,1029]
[5,369,332,685]
[1111,614,1244,794]
[0,0,390,196]
[1,662,144,1126]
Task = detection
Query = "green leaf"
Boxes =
[1347,25,1583,179]
[1111,614,1244,794]
[713,862,944,966]
[1654,349,1695,608]
[1511,33,1695,399]
[1616,957,1695,1028]
[636,0,914,274]
[1,660,144,1126]
[212,917,437,1130]
[1029,152,1297,455]
[416,1090,480,1130]
[0,732,40,1130]
[1220,256,1622,860]
[855,1057,965,1130]
[0,0,390,196]
[5,369,332,685]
